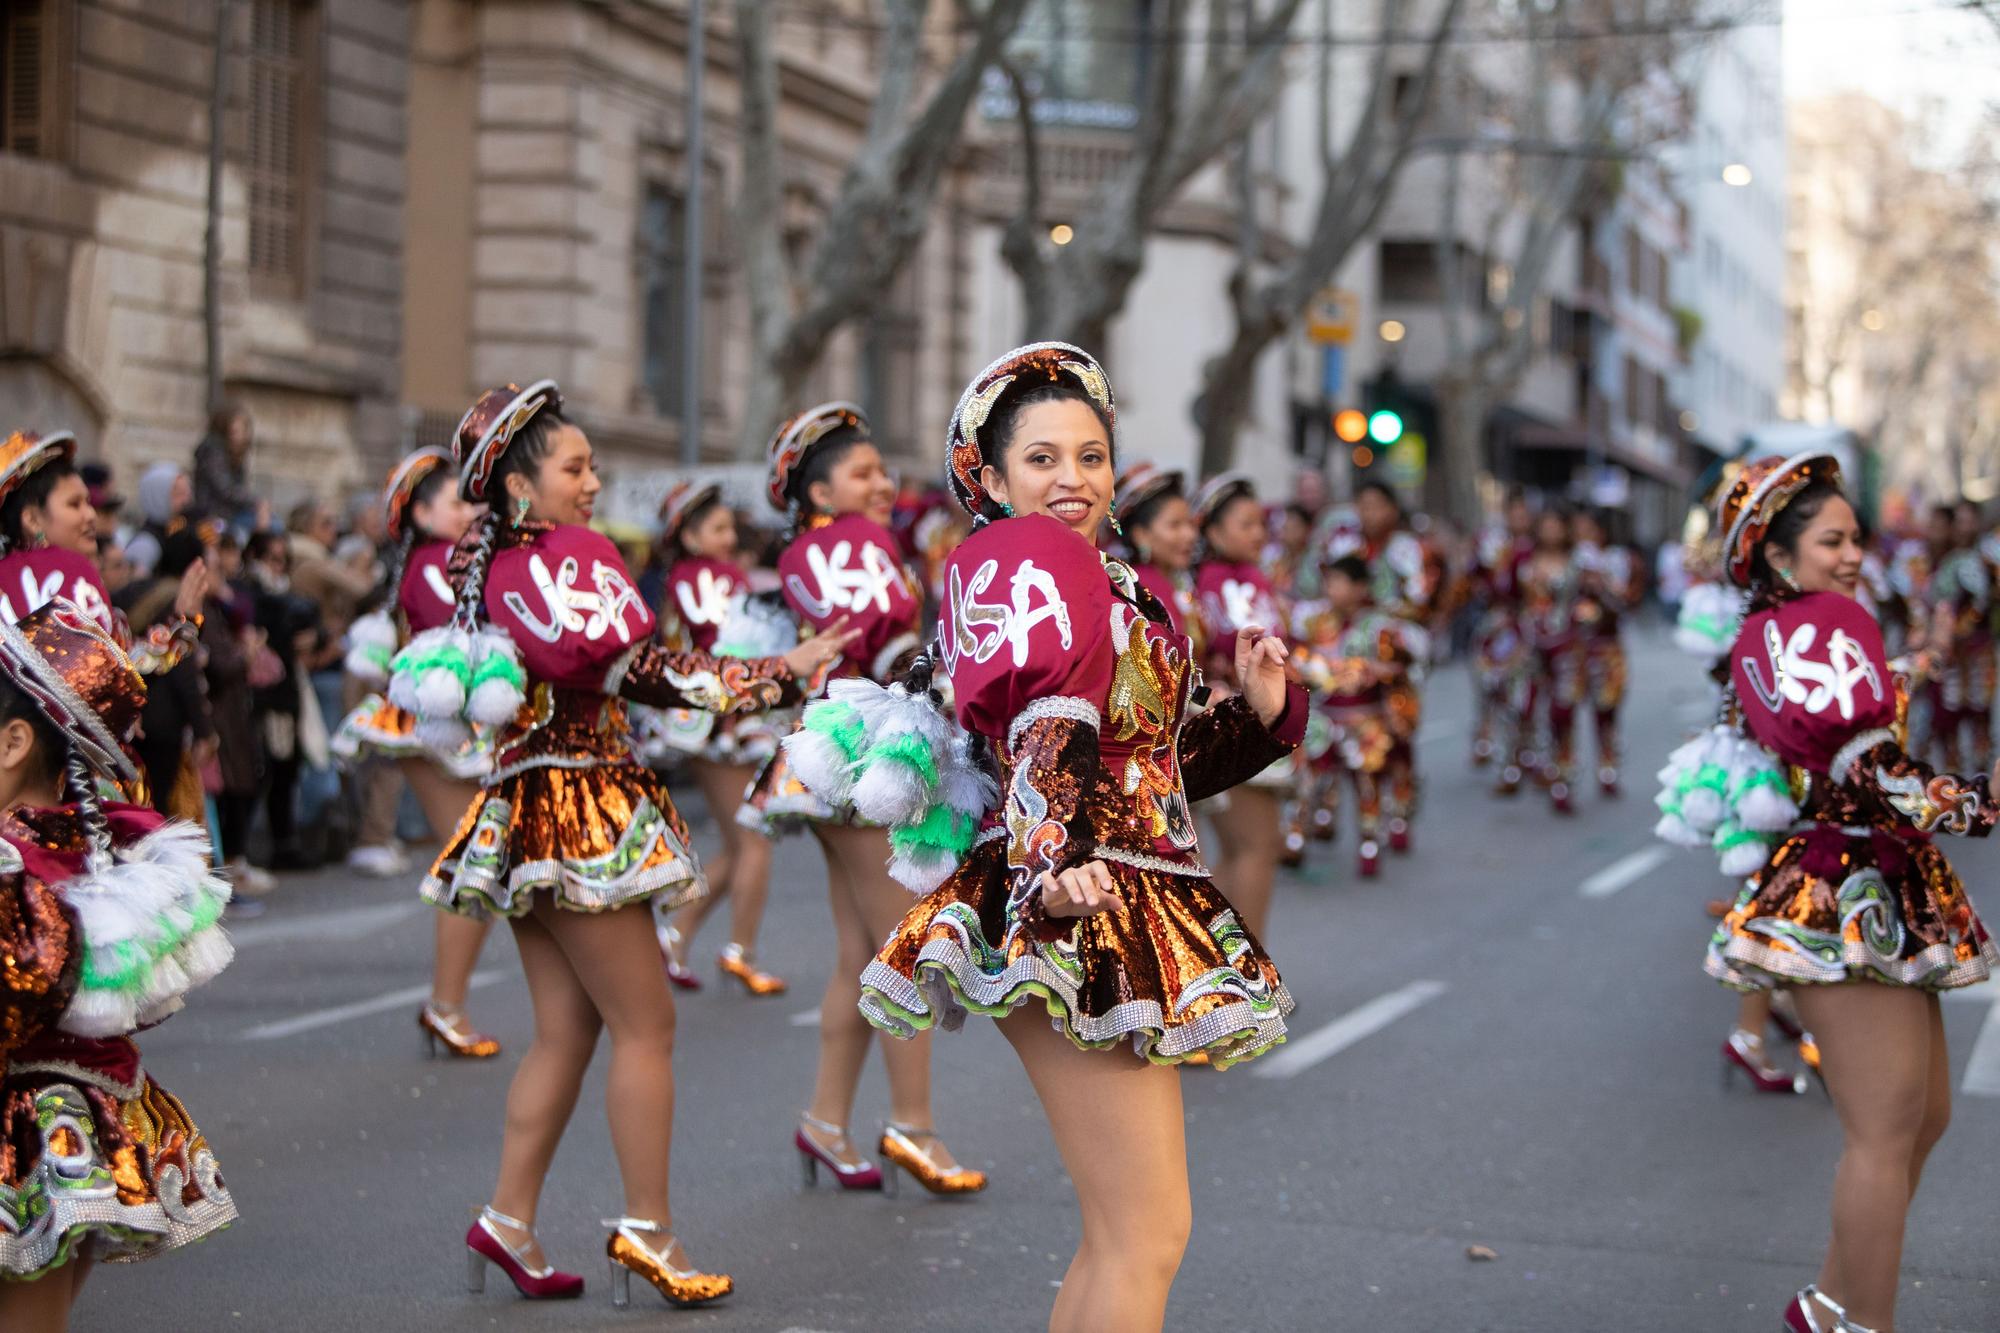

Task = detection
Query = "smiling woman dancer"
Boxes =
[1698,452,2000,1333]
[395,381,851,1311]
[806,343,1304,1333]
[741,403,986,1196]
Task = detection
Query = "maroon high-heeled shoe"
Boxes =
[1387,818,1411,853]
[1722,1031,1807,1095]
[1357,837,1381,878]
[660,925,703,992]
[796,1114,883,1191]
[466,1206,585,1299]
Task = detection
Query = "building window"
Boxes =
[639,182,687,414]
[1,0,69,160]
[245,0,315,293]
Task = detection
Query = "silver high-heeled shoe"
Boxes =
[1784,1285,1881,1333]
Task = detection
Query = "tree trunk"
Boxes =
[1435,374,1489,528]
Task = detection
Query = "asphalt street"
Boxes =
[76,630,2000,1332]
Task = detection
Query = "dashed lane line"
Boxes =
[228,899,424,949]
[1252,980,1449,1080]
[1578,845,1674,899]
[242,969,509,1041]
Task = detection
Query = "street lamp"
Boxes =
[1379,319,1406,343]
[1721,162,1753,187]
[1861,308,1886,332]
[1049,223,1074,246]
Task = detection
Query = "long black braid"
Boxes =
[451,509,503,631]
[63,746,112,867]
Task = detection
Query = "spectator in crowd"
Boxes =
[246,529,319,870]
[125,461,194,577]
[204,530,277,897]
[193,400,267,532]
[97,534,133,598]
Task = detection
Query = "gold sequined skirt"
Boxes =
[1708,824,1999,991]
[0,1074,235,1280]
[736,735,876,836]
[860,841,1293,1069]
[331,694,490,781]
[422,761,705,919]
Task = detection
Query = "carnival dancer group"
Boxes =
[4,356,1991,1333]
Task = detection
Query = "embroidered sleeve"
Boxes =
[1835,733,2000,838]
[607,643,800,714]
[1001,699,1101,945]
[0,854,70,1067]
[1178,685,1308,804]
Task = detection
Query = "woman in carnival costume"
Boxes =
[1570,509,1644,797]
[1293,553,1420,878]
[1659,470,1817,1095]
[1321,481,1439,852]
[1659,451,1999,1333]
[1192,471,1293,936]
[392,381,851,1310]
[332,448,501,1059]
[1511,506,1584,810]
[796,343,1303,1333]
[0,431,202,681]
[1114,462,1202,650]
[0,601,236,1330]
[646,480,791,996]
[743,402,987,1197]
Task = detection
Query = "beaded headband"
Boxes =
[1718,450,1843,589]
[945,342,1115,521]
[453,380,563,502]
[765,402,868,516]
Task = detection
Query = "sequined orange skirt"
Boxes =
[1708,824,1999,991]
[331,694,490,781]
[861,840,1293,1068]
[422,761,705,919]
[0,1073,235,1280]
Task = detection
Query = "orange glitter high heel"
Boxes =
[716,943,788,996]
[603,1217,732,1308]
[420,1002,501,1059]
[877,1123,987,1198]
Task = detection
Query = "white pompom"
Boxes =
[1653,812,1703,848]
[416,716,474,754]
[784,727,859,806]
[940,755,999,821]
[413,668,467,720]
[466,676,524,727]
[174,924,236,989]
[62,987,138,1038]
[1735,781,1800,833]
[851,757,936,827]
[1681,784,1726,832]
[887,844,960,895]
[344,609,399,685]
[1717,837,1772,877]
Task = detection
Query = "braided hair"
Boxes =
[0,672,109,862]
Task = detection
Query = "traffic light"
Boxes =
[1333,409,1369,444]
[1367,409,1404,445]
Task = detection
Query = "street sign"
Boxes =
[1307,288,1358,345]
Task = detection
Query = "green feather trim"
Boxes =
[392,643,471,689]
[470,651,526,690]
[1712,825,1768,853]
[80,939,150,992]
[1731,767,1789,796]
[865,731,940,788]
[804,702,866,760]
[891,804,977,856]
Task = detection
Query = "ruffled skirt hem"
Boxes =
[0,1079,235,1281]
[331,695,490,781]
[422,763,705,919]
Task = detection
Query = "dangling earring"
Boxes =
[1777,565,1798,591]
[511,494,531,528]
[29,529,46,550]
[1001,501,1016,518]
[1108,513,1125,539]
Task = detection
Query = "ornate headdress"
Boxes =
[382,447,455,542]
[658,479,723,546]
[1192,471,1257,529]
[0,599,144,787]
[945,342,1115,522]
[453,380,562,502]
[1717,450,1843,589]
[765,401,868,516]
[1113,461,1185,527]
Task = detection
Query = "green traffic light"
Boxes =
[1367,409,1404,445]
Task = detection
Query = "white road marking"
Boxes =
[1578,845,1673,899]
[789,1007,822,1027]
[229,900,424,949]
[1252,980,1448,1080]
[1959,989,2000,1097]
[243,970,509,1041]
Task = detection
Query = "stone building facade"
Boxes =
[0,0,409,507]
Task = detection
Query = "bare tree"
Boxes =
[1427,0,1716,525]
[734,0,1032,453]
[997,0,1316,351]
[1188,0,1467,476]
